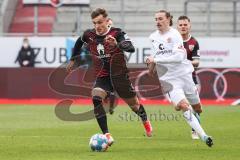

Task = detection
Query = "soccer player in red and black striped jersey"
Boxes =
[66,8,153,146]
[177,15,202,140]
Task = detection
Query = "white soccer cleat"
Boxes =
[105,133,114,146]
[191,131,200,140]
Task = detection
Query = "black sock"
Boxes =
[134,104,148,122]
[92,96,108,134]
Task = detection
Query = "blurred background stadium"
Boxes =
[0,0,240,160]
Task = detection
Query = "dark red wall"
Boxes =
[0,68,239,99]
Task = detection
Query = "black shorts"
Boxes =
[94,76,114,96]
[94,74,136,99]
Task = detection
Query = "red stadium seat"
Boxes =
[9,0,56,33]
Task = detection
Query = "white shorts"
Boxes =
[164,74,200,106]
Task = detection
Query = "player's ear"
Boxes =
[106,18,110,24]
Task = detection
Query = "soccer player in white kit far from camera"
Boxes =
[145,10,213,147]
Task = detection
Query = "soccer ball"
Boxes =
[89,134,109,152]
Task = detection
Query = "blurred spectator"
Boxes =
[15,37,35,67]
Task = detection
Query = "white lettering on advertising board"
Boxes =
[0,37,239,68]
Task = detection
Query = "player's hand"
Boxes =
[66,60,74,74]
[105,35,117,47]
[147,62,156,77]
[145,56,156,77]
[145,56,155,64]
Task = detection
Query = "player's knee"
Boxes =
[92,88,107,99]
[176,100,190,112]
[192,104,202,113]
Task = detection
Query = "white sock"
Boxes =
[183,109,207,140]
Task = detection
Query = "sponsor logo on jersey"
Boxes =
[156,43,172,55]
[156,50,172,55]
[97,44,111,58]
[97,44,105,56]
[159,43,165,50]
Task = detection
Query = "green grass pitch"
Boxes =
[0,104,240,160]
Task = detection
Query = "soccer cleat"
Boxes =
[191,131,200,140]
[203,136,213,147]
[143,120,153,137]
[105,133,114,146]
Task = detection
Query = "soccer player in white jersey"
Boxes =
[177,15,202,140]
[145,10,213,147]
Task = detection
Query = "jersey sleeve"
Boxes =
[81,30,89,43]
[172,30,184,51]
[192,40,200,59]
[70,30,89,61]
[116,29,135,53]
[70,36,84,61]
[116,29,129,42]
[171,30,186,57]
[149,34,159,56]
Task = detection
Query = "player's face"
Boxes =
[155,12,170,32]
[177,19,191,35]
[92,15,109,35]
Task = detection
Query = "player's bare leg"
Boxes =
[123,96,153,137]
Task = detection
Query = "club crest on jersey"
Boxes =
[189,45,194,51]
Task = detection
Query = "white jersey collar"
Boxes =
[183,34,192,42]
[96,27,111,36]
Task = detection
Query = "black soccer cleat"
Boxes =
[205,136,213,147]
[109,108,114,115]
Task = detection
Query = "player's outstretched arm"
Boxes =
[148,62,156,77]
[145,56,156,76]
[66,60,75,74]
[66,36,85,74]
